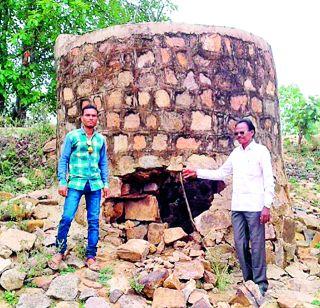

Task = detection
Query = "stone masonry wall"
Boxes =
[55,23,294,267]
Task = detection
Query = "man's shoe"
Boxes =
[85,257,100,271]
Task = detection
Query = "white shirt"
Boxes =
[197,140,275,211]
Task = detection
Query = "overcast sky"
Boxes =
[171,0,320,97]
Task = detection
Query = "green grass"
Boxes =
[205,249,232,291]
[98,266,114,287]
[129,276,144,294]
[2,291,18,307]
[59,266,76,275]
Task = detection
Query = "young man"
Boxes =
[49,105,110,270]
[183,118,274,296]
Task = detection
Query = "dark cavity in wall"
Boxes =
[121,168,224,234]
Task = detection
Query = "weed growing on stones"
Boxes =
[129,276,144,294]
[2,290,18,307]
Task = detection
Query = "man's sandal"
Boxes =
[85,257,100,271]
[48,253,64,270]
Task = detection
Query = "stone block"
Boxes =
[200,90,213,108]
[199,73,211,86]
[251,97,262,113]
[152,134,168,151]
[165,69,178,85]
[137,51,155,68]
[155,90,170,108]
[191,111,212,131]
[146,115,158,129]
[173,260,205,280]
[138,92,150,106]
[138,73,156,88]
[176,52,188,68]
[77,79,93,97]
[63,88,74,101]
[113,135,128,153]
[107,91,123,109]
[183,72,198,91]
[148,223,166,244]
[160,48,171,64]
[139,269,169,298]
[117,71,133,87]
[176,92,193,108]
[165,36,185,48]
[152,288,185,308]
[125,195,160,221]
[163,227,187,244]
[160,112,183,131]
[230,95,247,111]
[176,137,200,150]
[133,135,147,150]
[201,34,221,52]
[194,210,231,236]
[126,225,148,240]
[124,113,140,131]
[116,239,150,262]
[106,112,120,130]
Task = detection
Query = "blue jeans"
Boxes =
[56,182,101,258]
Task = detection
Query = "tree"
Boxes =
[0,0,177,122]
[279,85,320,149]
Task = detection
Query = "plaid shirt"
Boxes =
[58,128,109,191]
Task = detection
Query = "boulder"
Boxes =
[163,227,187,244]
[0,268,26,290]
[117,293,149,308]
[17,292,52,308]
[0,229,36,252]
[46,274,79,300]
[152,288,186,308]
[194,210,231,236]
[148,223,166,244]
[85,296,110,308]
[139,269,169,298]
[174,260,205,280]
[124,195,160,221]
[117,239,150,262]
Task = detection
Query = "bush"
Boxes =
[0,123,56,193]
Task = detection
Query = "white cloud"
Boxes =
[171,0,320,96]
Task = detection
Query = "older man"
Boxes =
[183,118,274,295]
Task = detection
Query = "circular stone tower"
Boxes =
[55,23,294,267]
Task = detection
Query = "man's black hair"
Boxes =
[81,104,98,115]
[236,118,256,136]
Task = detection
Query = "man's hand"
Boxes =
[103,187,111,198]
[182,168,197,180]
[58,186,68,197]
[260,207,271,224]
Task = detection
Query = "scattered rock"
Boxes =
[163,274,182,290]
[85,296,110,308]
[267,264,287,280]
[79,288,97,301]
[174,260,204,280]
[0,229,36,252]
[152,287,186,308]
[117,293,149,308]
[117,239,150,262]
[46,274,79,300]
[17,292,52,308]
[55,301,79,308]
[109,289,123,303]
[188,289,209,305]
[32,275,56,290]
[139,269,169,298]
[0,268,26,290]
[0,258,12,274]
[65,254,85,268]
[163,227,187,244]
[191,297,213,308]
